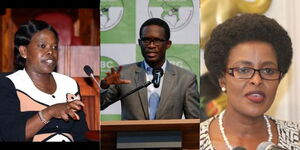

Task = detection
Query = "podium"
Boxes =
[99,119,200,149]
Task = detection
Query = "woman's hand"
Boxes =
[43,100,85,121]
[25,100,84,140]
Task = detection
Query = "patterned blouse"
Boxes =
[0,69,88,142]
[200,115,300,150]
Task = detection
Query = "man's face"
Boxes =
[139,25,171,68]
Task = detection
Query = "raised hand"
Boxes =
[101,66,131,89]
[43,100,85,121]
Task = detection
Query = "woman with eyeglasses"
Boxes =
[200,14,300,149]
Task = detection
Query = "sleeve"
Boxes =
[100,84,121,110]
[70,110,89,141]
[183,74,200,119]
[70,82,89,141]
[0,77,33,141]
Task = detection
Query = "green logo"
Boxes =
[100,0,124,31]
[148,0,194,31]
[100,56,119,79]
[168,56,192,71]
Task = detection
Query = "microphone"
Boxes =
[256,141,287,150]
[83,65,100,88]
[152,68,164,88]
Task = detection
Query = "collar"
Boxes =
[143,60,167,74]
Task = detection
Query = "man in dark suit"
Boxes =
[101,18,200,120]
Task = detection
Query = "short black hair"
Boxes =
[139,18,171,40]
[14,20,59,70]
[204,13,293,79]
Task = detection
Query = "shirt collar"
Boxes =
[143,60,167,74]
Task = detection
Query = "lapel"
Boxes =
[156,61,176,118]
[135,62,149,119]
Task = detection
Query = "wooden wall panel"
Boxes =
[0,8,16,72]
[73,77,100,131]
[57,46,99,77]
[78,8,100,46]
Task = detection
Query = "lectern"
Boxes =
[100,119,199,149]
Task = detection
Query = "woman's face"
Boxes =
[20,29,58,74]
[219,41,281,117]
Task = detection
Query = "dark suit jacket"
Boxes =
[101,61,200,120]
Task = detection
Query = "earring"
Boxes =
[221,87,226,92]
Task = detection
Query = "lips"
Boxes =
[245,91,266,103]
[145,51,158,57]
[146,52,157,57]
[43,57,56,66]
[46,59,53,64]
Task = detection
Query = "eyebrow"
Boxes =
[261,61,278,66]
[232,60,277,67]
[232,61,252,66]
[36,40,58,45]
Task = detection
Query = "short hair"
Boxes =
[204,13,293,79]
[139,18,171,40]
[14,20,59,70]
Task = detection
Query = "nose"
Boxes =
[249,71,262,86]
[47,48,53,55]
[147,41,156,48]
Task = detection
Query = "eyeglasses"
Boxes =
[140,37,167,45]
[227,67,282,80]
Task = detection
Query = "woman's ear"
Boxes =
[19,46,27,59]
[218,76,226,92]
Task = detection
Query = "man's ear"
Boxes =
[138,39,142,47]
[18,46,27,59]
[166,40,172,49]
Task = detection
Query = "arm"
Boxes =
[0,77,28,141]
[0,77,86,141]
[183,74,200,119]
[101,84,121,110]
[100,66,131,89]
[100,66,131,110]
[69,83,88,141]
[25,100,85,141]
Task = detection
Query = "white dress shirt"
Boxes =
[143,60,167,114]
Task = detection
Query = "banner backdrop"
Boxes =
[100,0,200,121]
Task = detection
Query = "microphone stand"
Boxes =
[90,74,100,88]
[117,81,152,100]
